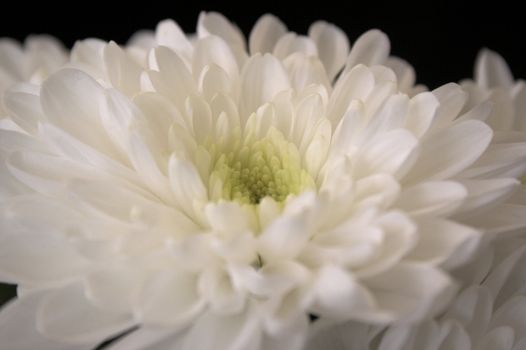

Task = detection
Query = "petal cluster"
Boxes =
[0,11,525,350]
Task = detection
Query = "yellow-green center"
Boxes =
[209,130,315,205]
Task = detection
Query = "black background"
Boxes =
[0,0,525,306]
[1,1,525,89]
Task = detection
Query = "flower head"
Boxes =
[1,12,526,350]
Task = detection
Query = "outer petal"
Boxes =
[36,284,135,345]
[363,262,457,323]
[344,30,390,73]
[249,14,287,55]
[308,21,349,81]
[0,292,92,350]
[475,49,514,89]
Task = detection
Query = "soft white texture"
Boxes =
[1,12,526,350]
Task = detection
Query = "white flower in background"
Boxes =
[1,12,526,350]
[461,49,526,133]
[0,35,67,116]
[375,232,526,350]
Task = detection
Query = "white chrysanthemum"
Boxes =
[1,13,526,350]
[0,35,67,116]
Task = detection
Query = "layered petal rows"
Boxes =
[1,12,525,350]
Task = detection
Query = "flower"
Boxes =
[1,12,526,350]
[0,35,67,116]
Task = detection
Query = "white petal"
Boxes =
[328,65,375,125]
[456,178,519,215]
[344,29,390,72]
[464,204,526,234]
[169,155,208,207]
[0,39,25,79]
[0,154,29,199]
[192,36,238,80]
[229,260,309,298]
[37,122,136,185]
[0,227,88,286]
[198,12,245,51]
[403,120,493,184]
[353,129,418,179]
[304,118,332,177]
[204,201,256,237]
[182,308,262,350]
[66,178,196,235]
[100,88,144,154]
[407,219,480,269]
[149,46,196,106]
[443,286,492,342]
[185,95,213,145]
[36,284,135,344]
[483,245,526,306]
[439,320,471,350]
[310,265,375,320]
[330,100,366,156]
[308,21,349,81]
[155,19,193,60]
[481,326,515,350]
[198,63,232,101]
[395,181,467,217]
[198,266,246,314]
[377,325,415,350]
[273,33,318,60]
[283,53,331,91]
[363,263,456,322]
[430,83,467,128]
[355,211,417,277]
[353,173,401,209]
[491,296,526,336]
[3,84,45,134]
[249,14,287,55]
[258,212,311,261]
[128,132,173,202]
[358,94,409,140]
[140,270,204,327]
[134,92,185,148]
[475,48,514,89]
[404,92,440,137]
[293,93,325,151]
[0,129,49,154]
[0,292,92,350]
[70,39,106,79]
[103,41,142,96]
[460,142,526,179]
[240,54,290,117]
[261,312,308,350]
[386,57,416,93]
[84,266,143,314]
[41,68,119,157]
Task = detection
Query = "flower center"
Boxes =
[209,129,315,204]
